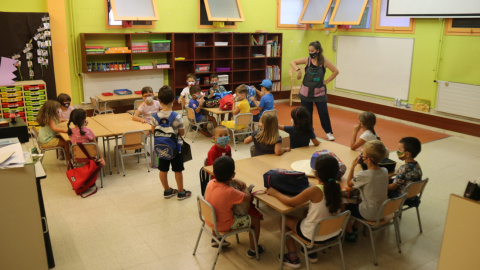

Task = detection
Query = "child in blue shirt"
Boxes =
[188,85,217,137]
[250,79,274,122]
[279,106,320,149]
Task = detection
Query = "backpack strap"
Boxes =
[151,113,161,125]
[167,112,178,126]
[77,142,92,160]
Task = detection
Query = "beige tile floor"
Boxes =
[37,108,480,270]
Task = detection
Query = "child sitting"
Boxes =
[244,113,290,156]
[250,79,274,122]
[221,85,250,130]
[205,156,265,257]
[67,108,105,165]
[206,125,232,166]
[57,93,73,122]
[279,106,320,149]
[267,154,343,268]
[388,137,423,199]
[133,86,162,123]
[180,73,203,110]
[36,100,70,161]
[345,140,388,242]
[207,73,227,99]
[188,85,217,137]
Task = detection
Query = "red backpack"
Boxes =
[219,94,233,111]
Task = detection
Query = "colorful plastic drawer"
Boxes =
[24,90,46,96]
[26,110,38,117]
[26,115,38,121]
[1,97,23,103]
[0,91,22,98]
[2,107,24,113]
[28,120,40,126]
[2,101,24,108]
[0,86,22,93]
[24,95,46,101]
[3,111,25,118]
[23,84,45,91]
[25,100,46,106]
[26,105,42,111]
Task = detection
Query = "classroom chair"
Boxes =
[399,178,429,233]
[30,127,66,165]
[286,210,351,270]
[352,193,407,266]
[228,113,254,151]
[90,97,114,116]
[185,107,215,143]
[113,130,149,176]
[193,195,259,270]
[126,99,144,116]
[70,143,104,188]
[289,66,305,106]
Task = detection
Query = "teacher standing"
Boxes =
[290,41,339,141]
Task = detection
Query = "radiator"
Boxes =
[436,81,480,120]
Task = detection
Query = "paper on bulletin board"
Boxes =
[0,57,18,85]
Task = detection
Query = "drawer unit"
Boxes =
[0,86,22,93]
[3,111,25,118]
[28,120,40,126]
[23,84,45,91]
[24,90,46,96]
[1,97,23,103]
[2,101,24,108]
[24,95,46,101]
[0,91,23,98]
[26,105,42,111]
[25,100,46,107]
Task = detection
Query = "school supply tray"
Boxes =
[0,86,22,93]
[196,63,210,72]
[24,95,46,101]
[24,90,46,96]
[102,92,114,96]
[113,89,132,95]
[0,91,23,98]
[2,101,24,108]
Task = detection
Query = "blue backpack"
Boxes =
[246,86,256,107]
[152,112,180,161]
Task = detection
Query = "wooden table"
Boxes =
[202,107,257,124]
[58,117,113,142]
[95,92,157,103]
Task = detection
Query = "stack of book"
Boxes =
[251,35,265,45]
[132,42,149,53]
[266,37,281,57]
[85,46,105,54]
[251,53,265,57]
[272,81,280,91]
[105,47,131,54]
[266,65,280,80]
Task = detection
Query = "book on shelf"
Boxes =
[272,81,280,91]
[250,35,265,45]
[265,65,280,81]
[251,54,265,57]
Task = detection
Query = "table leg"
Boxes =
[107,136,112,175]
[279,213,286,270]
[150,133,155,167]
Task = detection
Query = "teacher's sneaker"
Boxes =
[326,133,335,141]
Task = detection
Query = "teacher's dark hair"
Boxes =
[309,41,325,66]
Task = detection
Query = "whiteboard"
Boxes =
[387,0,480,18]
[335,36,414,100]
[82,71,164,102]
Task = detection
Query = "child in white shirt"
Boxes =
[133,86,162,123]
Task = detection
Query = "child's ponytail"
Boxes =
[359,111,380,140]
[315,154,342,214]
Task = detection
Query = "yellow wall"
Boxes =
[0,0,47,12]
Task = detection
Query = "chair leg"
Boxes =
[193,227,204,255]
[192,125,199,143]
[251,229,259,261]
[212,239,225,270]
[303,243,311,270]
[120,152,126,177]
[145,144,150,172]
[339,241,346,270]
[367,227,377,265]
[236,234,240,244]
[394,218,402,252]
[416,207,423,233]
[115,147,120,174]
[184,124,190,138]
[232,132,237,151]
[100,167,104,188]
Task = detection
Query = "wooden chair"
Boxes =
[400,178,429,233]
[114,130,149,176]
[185,107,214,143]
[70,142,104,188]
[352,193,408,266]
[193,195,259,270]
[228,113,254,151]
[90,97,114,116]
[30,127,66,165]
[126,99,144,115]
[289,66,305,106]
[286,210,351,270]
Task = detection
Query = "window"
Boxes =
[445,18,480,36]
[109,0,158,21]
[203,0,245,22]
[105,0,154,29]
[277,0,307,29]
[298,0,331,25]
[374,0,414,33]
[306,1,337,31]
[198,0,236,29]
[331,0,372,32]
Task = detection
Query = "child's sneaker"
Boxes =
[344,231,358,243]
[163,188,178,198]
[278,253,301,269]
[211,239,231,248]
[57,150,65,160]
[177,190,192,200]
[300,247,318,263]
[246,245,265,259]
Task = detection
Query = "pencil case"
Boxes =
[102,92,113,96]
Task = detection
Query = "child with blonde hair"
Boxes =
[222,85,250,130]
[350,111,380,150]
[36,100,70,161]
[244,114,290,156]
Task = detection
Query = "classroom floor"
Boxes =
[37,102,480,270]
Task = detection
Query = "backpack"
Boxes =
[219,94,233,111]
[246,85,256,107]
[263,169,309,196]
[310,150,346,180]
[152,112,180,161]
[202,98,220,108]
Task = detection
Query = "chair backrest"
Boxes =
[377,193,408,223]
[234,113,253,128]
[122,130,145,146]
[90,97,99,111]
[312,210,351,243]
[187,107,197,124]
[133,99,144,111]
[262,109,277,117]
[30,127,42,151]
[289,66,305,83]
[405,178,429,199]
[71,143,99,162]
[197,195,219,234]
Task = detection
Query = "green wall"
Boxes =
[0,0,47,12]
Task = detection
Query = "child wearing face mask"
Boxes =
[206,125,232,167]
[180,73,199,110]
[388,137,422,199]
[67,108,105,165]
[278,106,320,149]
[57,93,73,122]
[221,85,250,130]
[133,86,162,123]
[188,85,217,137]
[208,73,227,99]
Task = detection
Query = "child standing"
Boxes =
[151,86,191,200]
[206,125,232,166]
[388,137,423,199]
[188,85,217,137]
[345,140,388,242]
[207,73,227,99]
[350,111,380,150]
[205,156,265,258]
[67,108,105,165]
[221,85,250,130]
[279,107,320,149]
[179,73,198,109]
[36,100,70,161]
[244,113,290,156]
[133,86,162,123]
[267,154,343,268]
[57,93,73,122]
[250,79,274,122]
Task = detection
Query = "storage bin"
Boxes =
[2,101,24,108]
[214,42,228,46]
[23,84,45,91]
[26,105,42,111]
[114,89,132,95]
[215,67,231,72]
[195,63,211,72]
[24,90,46,96]
[3,111,25,118]
[1,97,23,103]
[25,100,46,106]
[24,94,46,101]
[2,107,24,113]
[0,86,22,93]
[195,42,205,47]
[0,91,22,98]
[28,120,39,126]
[26,110,38,117]
[148,40,171,52]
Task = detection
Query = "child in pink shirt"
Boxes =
[57,93,74,122]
